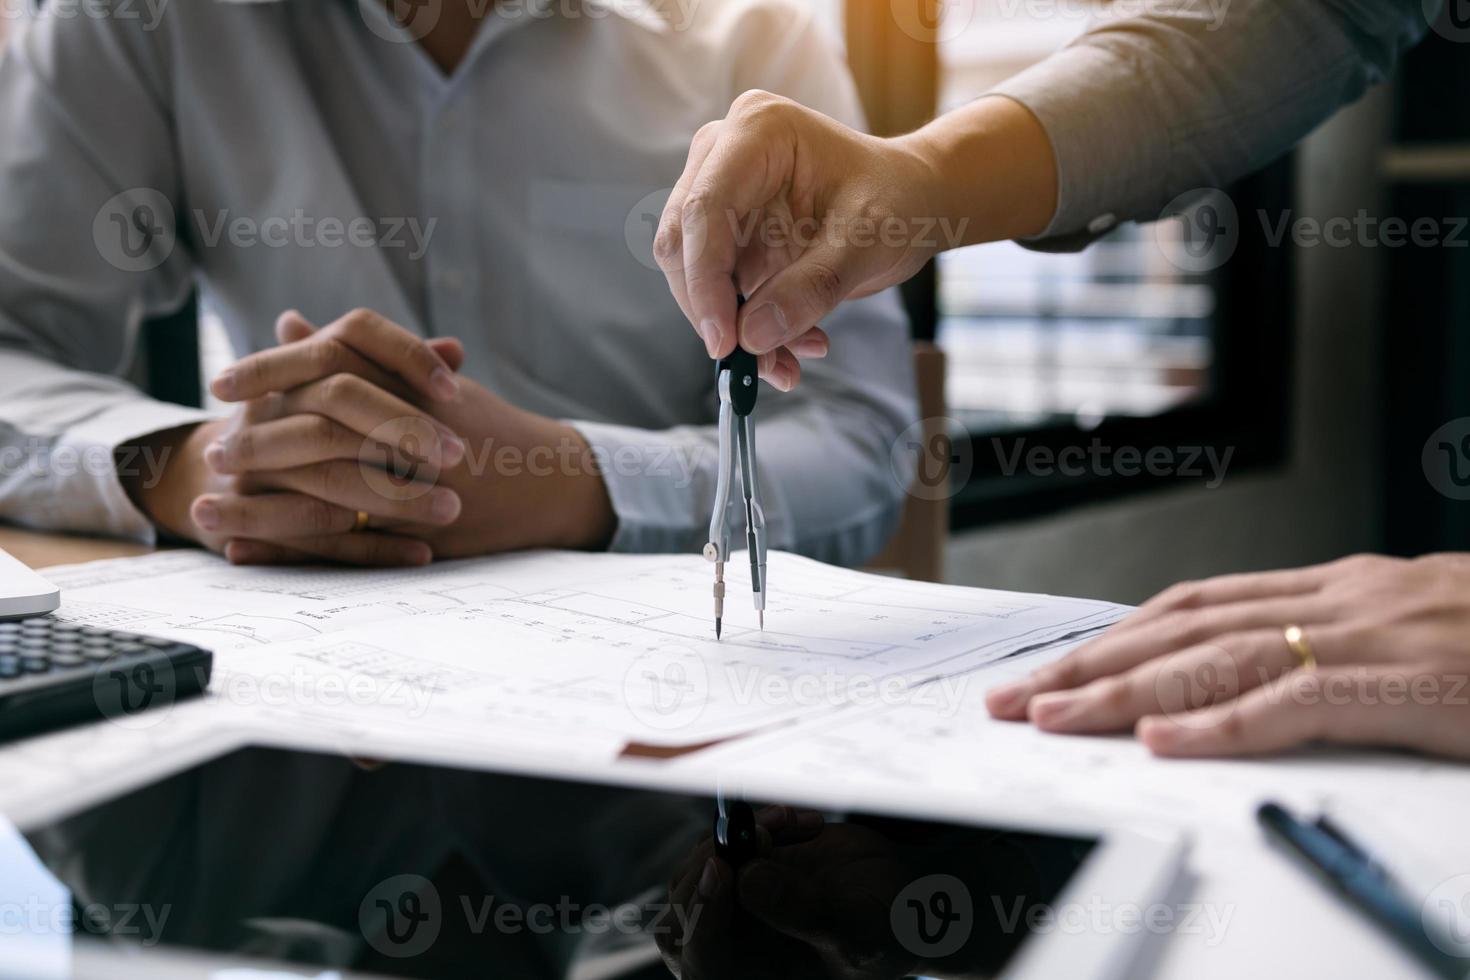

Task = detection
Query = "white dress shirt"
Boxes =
[0,0,917,565]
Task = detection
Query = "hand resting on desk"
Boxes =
[125,308,615,565]
[987,553,1470,761]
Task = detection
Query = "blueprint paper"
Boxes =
[32,549,1127,752]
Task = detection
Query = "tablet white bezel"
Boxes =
[999,825,1187,980]
[12,734,1187,980]
[0,547,59,621]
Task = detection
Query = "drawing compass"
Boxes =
[703,300,767,640]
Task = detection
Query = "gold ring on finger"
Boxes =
[352,510,371,533]
[1283,624,1317,672]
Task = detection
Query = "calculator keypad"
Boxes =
[0,618,168,677]
[0,616,213,742]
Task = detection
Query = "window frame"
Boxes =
[845,1,1295,530]
[944,160,1296,528]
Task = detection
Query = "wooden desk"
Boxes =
[0,524,155,570]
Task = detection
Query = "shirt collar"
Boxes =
[213,0,673,34]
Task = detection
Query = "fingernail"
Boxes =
[440,436,465,467]
[1030,693,1081,729]
[696,319,721,358]
[1138,716,1187,752]
[429,489,461,523]
[740,303,787,353]
[204,441,227,471]
[430,367,457,400]
[213,370,237,399]
[791,334,829,358]
[193,500,220,531]
[697,858,719,898]
[763,359,793,392]
[987,682,1028,715]
[409,543,434,566]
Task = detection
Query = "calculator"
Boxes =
[0,617,212,742]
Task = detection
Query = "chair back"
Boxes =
[867,342,950,582]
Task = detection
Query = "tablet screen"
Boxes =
[17,746,1096,979]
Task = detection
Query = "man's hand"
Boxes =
[655,91,934,390]
[130,309,469,566]
[205,310,615,564]
[655,91,1056,388]
[986,553,1470,759]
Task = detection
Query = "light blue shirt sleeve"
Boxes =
[0,12,212,541]
[989,0,1436,247]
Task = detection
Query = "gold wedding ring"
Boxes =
[1283,624,1317,671]
[351,511,371,533]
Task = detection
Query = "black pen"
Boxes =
[1257,801,1466,980]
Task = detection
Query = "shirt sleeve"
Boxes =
[0,11,212,541]
[569,1,919,567]
[988,0,1435,247]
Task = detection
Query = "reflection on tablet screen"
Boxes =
[19,747,1096,979]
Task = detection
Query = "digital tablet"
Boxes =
[6,744,1184,980]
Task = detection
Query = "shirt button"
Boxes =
[1087,213,1117,235]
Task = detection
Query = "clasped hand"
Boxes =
[135,308,614,565]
